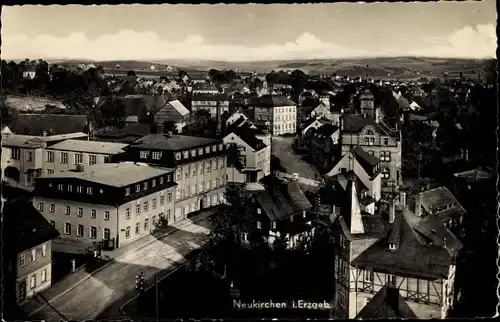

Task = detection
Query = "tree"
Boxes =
[226,143,245,170]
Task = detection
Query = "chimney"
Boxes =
[389,200,396,224]
[415,193,422,216]
[386,283,400,313]
[399,191,406,207]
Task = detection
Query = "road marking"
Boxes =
[27,212,214,317]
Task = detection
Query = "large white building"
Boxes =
[247,94,297,135]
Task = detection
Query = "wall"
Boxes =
[16,263,52,303]
[44,150,112,174]
[226,111,249,126]
[2,146,44,186]
[272,105,297,135]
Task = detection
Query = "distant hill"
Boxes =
[48,59,181,72]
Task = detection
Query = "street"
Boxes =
[272,136,322,181]
[27,215,214,321]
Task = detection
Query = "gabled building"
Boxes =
[33,163,177,249]
[340,112,402,192]
[332,185,462,319]
[310,101,332,121]
[242,177,313,249]
[309,124,340,171]
[153,99,190,133]
[1,132,88,187]
[300,118,326,137]
[247,94,297,135]
[2,199,60,305]
[223,125,271,183]
[226,114,271,147]
[327,146,382,206]
[116,134,228,220]
[191,93,230,118]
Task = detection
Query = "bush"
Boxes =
[153,212,169,231]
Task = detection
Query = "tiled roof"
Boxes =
[419,186,463,214]
[342,114,398,137]
[255,178,312,221]
[192,93,228,102]
[230,126,267,151]
[2,198,60,257]
[131,134,222,151]
[2,133,88,148]
[39,162,175,188]
[47,139,128,154]
[10,114,88,136]
[352,206,457,279]
[168,100,190,117]
[356,282,417,319]
[248,94,297,108]
[314,124,339,138]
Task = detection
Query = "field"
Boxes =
[49,57,489,80]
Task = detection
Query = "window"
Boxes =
[144,219,149,231]
[199,182,204,193]
[257,208,262,214]
[47,151,54,162]
[143,182,148,190]
[167,190,172,202]
[126,208,131,219]
[77,225,84,236]
[175,152,181,160]
[87,187,93,195]
[192,185,197,195]
[382,168,390,179]
[38,202,44,212]
[90,226,97,239]
[364,270,374,282]
[104,228,110,240]
[212,195,218,205]
[104,156,111,163]
[125,187,130,196]
[74,153,83,165]
[41,269,47,283]
[87,154,97,165]
[388,243,396,250]
[183,151,189,159]
[206,161,211,172]
[19,254,26,267]
[152,151,162,160]
[152,215,157,226]
[212,180,216,189]
[49,204,55,213]
[160,176,164,184]
[58,183,63,191]
[184,167,189,178]
[218,144,223,151]
[65,206,71,215]
[383,138,389,146]
[214,159,218,170]
[60,152,68,164]
[205,181,210,191]
[206,196,211,207]
[220,157,225,168]
[64,223,71,235]
[380,151,391,162]
[152,179,156,187]
[144,201,149,212]
[192,164,197,176]
[257,221,262,229]
[135,222,140,234]
[271,221,276,230]
[136,204,141,215]
[26,151,33,162]
[176,190,182,200]
[200,162,204,174]
[190,149,196,157]
[152,198,157,209]
[49,220,55,227]
[12,148,20,160]
[47,169,54,175]
[166,209,172,221]
[140,151,149,159]
[77,186,83,193]
[212,145,217,152]
[186,186,190,197]
[30,275,36,289]
[160,195,165,205]
[198,148,203,155]
[104,211,110,220]
[176,168,182,181]
[91,209,96,219]
[31,249,36,262]
[136,184,141,192]
[42,244,47,256]
[125,226,131,238]
[205,146,210,154]
[68,184,73,192]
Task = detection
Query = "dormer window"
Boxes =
[198,148,203,155]
[388,243,397,250]
[191,149,196,157]
[175,152,181,160]
[140,151,149,159]
[257,208,262,214]
[218,144,223,150]
[205,146,210,154]
[257,221,261,229]
[183,151,189,159]
[136,184,140,192]
[87,187,93,195]
[271,221,276,230]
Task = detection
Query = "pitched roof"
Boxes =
[2,198,60,257]
[314,124,339,138]
[38,162,175,188]
[167,100,190,117]
[339,179,365,234]
[192,82,218,91]
[96,123,152,143]
[352,205,457,279]
[191,93,228,102]
[248,94,297,108]
[351,146,380,177]
[356,282,418,319]
[419,186,463,214]
[10,114,88,136]
[229,126,267,151]
[342,114,398,137]
[254,178,312,221]
[131,134,222,151]
[47,139,128,154]
[2,133,88,148]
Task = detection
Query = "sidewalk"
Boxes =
[21,208,217,316]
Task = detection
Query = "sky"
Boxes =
[1,2,497,62]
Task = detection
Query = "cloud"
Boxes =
[415,24,496,58]
[2,25,496,62]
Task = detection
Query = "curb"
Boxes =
[27,212,214,317]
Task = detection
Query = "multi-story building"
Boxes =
[44,139,127,175]
[332,183,462,319]
[308,124,340,171]
[116,134,228,221]
[191,93,230,118]
[192,82,219,94]
[223,124,271,183]
[32,163,177,249]
[3,199,59,305]
[1,132,88,187]
[340,110,402,192]
[247,94,297,135]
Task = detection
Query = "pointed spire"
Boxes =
[344,179,365,234]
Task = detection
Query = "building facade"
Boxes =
[116,134,228,220]
[248,95,297,135]
[32,163,176,249]
[191,93,230,118]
